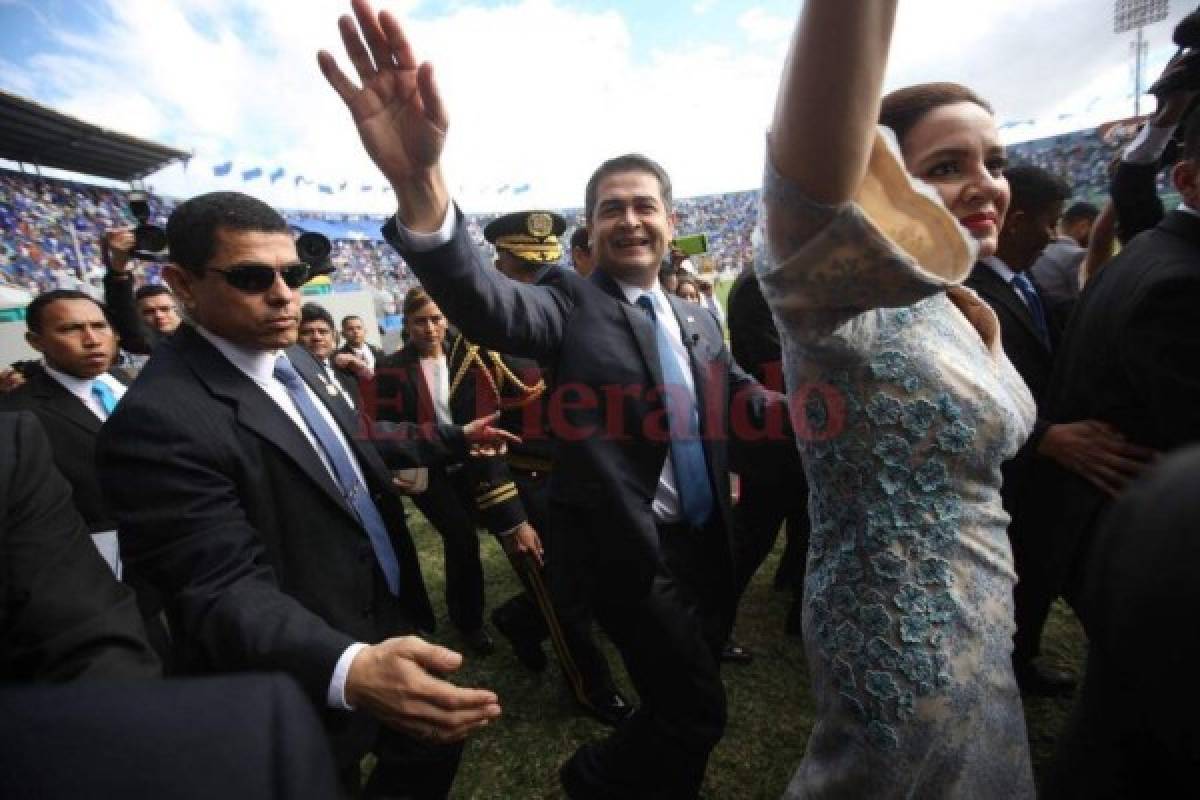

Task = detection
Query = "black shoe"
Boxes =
[490,608,546,671]
[721,639,753,664]
[1015,662,1076,697]
[580,689,634,727]
[461,627,495,656]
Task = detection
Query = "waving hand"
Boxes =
[318,0,449,230]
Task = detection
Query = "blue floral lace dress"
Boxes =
[758,145,1037,798]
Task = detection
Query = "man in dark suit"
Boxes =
[726,265,808,640]
[967,165,1154,695]
[96,190,510,797]
[1043,111,1200,612]
[297,301,362,412]
[0,290,128,571]
[320,9,784,795]
[1043,446,1200,799]
[336,313,386,380]
[1,410,159,682]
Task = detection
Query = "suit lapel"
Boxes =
[970,263,1049,354]
[666,296,710,433]
[29,369,103,435]
[175,327,356,520]
[593,270,666,393]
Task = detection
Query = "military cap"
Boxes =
[483,210,567,264]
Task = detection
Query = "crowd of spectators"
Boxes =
[0,119,1154,306]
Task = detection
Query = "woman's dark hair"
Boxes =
[880,82,993,146]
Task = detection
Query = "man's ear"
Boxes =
[1172,159,1197,198]
[163,264,195,315]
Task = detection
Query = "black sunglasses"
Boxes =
[207,261,311,293]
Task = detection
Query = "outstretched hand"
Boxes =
[318,0,449,231]
[463,411,521,457]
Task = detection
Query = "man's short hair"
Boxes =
[584,154,673,222]
[1062,201,1100,225]
[26,289,105,335]
[340,314,361,328]
[300,302,335,329]
[1004,165,1070,217]
[134,284,173,303]
[166,191,289,274]
[569,227,590,252]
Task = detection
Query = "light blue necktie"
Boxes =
[1010,272,1052,350]
[273,355,401,595]
[635,294,715,528]
[91,380,117,416]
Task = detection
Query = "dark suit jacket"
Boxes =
[1043,211,1200,587]
[386,212,781,601]
[95,324,465,763]
[0,365,125,532]
[0,674,337,799]
[1044,446,1200,799]
[964,262,1066,452]
[0,411,159,682]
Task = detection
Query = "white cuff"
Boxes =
[1124,124,1175,165]
[391,202,456,252]
[327,642,369,710]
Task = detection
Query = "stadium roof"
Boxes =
[0,89,190,182]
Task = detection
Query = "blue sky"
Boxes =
[0,0,1192,212]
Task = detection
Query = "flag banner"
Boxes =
[213,161,233,176]
[318,185,333,194]
[514,183,531,194]
[497,184,510,194]
[339,182,348,191]
[294,175,306,187]
[242,167,263,181]
[361,185,373,191]
[270,167,285,183]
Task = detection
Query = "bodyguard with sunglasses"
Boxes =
[96,191,508,797]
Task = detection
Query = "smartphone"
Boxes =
[671,233,709,256]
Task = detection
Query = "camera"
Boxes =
[296,232,334,277]
[128,190,168,262]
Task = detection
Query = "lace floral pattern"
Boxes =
[760,151,1037,798]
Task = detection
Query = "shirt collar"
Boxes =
[41,361,101,398]
[981,255,1018,284]
[193,324,281,385]
[613,276,670,313]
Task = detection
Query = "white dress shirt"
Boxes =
[981,255,1037,313]
[193,326,367,711]
[41,362,126,421]
[390,205,698,524]
[419,354,453,425]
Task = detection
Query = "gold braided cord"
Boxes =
[487,351,546,408]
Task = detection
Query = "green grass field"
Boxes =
[405,505,1087,798]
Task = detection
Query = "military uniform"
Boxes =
[447,211,627,724]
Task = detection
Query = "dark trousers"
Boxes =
[493,469,617,701]
[1004,469,1059,668]
[340,731,463,799]
[568,519,733,799]
[732,463,810,600]
[412,466,484,632]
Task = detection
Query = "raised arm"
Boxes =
[768,0,897,206]
[317,0,449,233]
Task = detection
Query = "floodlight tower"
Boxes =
[1115,0,1171,117]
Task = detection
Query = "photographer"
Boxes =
[101,226,180,356]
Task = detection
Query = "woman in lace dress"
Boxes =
[759,2,1036,796]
